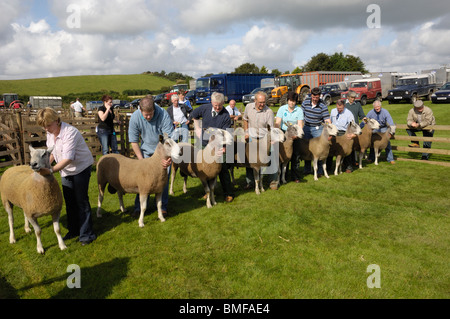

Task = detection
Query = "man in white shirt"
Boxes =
[71,98,86,117]
[225,100,241,127]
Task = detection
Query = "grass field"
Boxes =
[0,79,449,299]
[0,74,175,96]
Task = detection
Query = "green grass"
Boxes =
[0,74,175,96]
[0,98,449,299]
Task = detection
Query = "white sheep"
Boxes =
[169,127,233,208]
[96,134,181,228]
[328,120,362,175]
[371,124,395,165]
[353,118,381,169]
[232,127,285,194]
[298,123,338,181]
[278,123,304,184]
[0,145,67,254]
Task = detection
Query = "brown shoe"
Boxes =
[408,143,420,148]
[243,184,253,190]
[390,161,396,165]
[270,182,278,190]
[161,210,168,218]
[345,169,352,173]
[225,196,234,203]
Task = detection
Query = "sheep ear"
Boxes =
[29,145,35,152]
[159,135,164,144]
[47,146,54,154]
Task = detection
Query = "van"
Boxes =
[340,78,382,105]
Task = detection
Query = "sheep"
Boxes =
[353,118,381,169]
[328,120,362,175]
[277,123,304,184]
[232,127,285,194]
[371,124,395,165]
[0,145,66,254]
[298,123,338,181]
[169,127,233,208]
[96,134,181,228]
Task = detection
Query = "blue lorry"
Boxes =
[195,73,275,104]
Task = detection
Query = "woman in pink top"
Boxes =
[37,108,96,246]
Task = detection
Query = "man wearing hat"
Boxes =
[406,100,436,160]
[344,90,366,171]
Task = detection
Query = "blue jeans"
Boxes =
[134,154,171,213]
[303,125,324,175]
[61,166,97,242]
[369,127,394,162]
[407,128,434,159]
[97,128,119,155]
[172,124,189,143]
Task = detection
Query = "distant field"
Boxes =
[0,74,175,96]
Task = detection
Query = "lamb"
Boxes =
[328,120,362,175]
[277,123,304,184]
[298,123,338,181]
[96,134,181,228]
[0,145,66,254]
[371,124,395,165]
[353,118,381,169]
[232,127,285,194]
[169,128,233,208]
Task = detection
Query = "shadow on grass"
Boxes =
[17,257,130,299]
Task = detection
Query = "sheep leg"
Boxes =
[374,149,380,165]
[253,168,262,195]
[155,193,166,223]
[97,184,105,218]
[183,176,188,194]
[23,211,32,234]
[209,178,217,206]
[138,194,148,228]
[322,161,329,179]
[334,155,342,176]
[313,158,319,181]
[281,163,287,184]
[201,179,212,208]
[52,214,67,251]
[4,201,16,244]
[169,165,176,195]
[118,192,125,213]
[358,150,365,169]
[27,217,44,254]
[230,166,235,184]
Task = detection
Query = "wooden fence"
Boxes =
[391,124,450,167]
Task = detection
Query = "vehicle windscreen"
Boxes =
[397,78,417,86]
[196,79,210,89]
[440,83,450,90]
[350,82,367,88]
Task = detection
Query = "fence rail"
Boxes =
[391,124,450,167]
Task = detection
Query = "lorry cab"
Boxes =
[340,78,382,105]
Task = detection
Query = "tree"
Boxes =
[233,63,260,74]
[260,65,269,74]
[270,69,282,77]
[302,52,368,73]
[292,66,303,74]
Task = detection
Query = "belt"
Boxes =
[305,123,320,127]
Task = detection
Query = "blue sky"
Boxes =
[0,0,449,80]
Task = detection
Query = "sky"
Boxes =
[0,0,450,80]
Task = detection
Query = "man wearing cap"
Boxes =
[301,87,331,175]
[345,90,366,170]
[406,100,435,160]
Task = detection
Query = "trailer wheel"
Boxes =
[324,96,331,107]
[299,86,310,103]
[360,96,367,105]
[410,94,417,104]
[280,93,288,106]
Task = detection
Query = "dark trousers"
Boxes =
[406,128,434,159]
[219,162,235,198]
[61,166,96,242]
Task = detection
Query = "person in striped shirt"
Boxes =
[301,87,331,176]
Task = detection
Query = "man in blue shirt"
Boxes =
[301,87,331,176]
[192,92,235,202]
[366,100,396,164]
[128,96,174,216]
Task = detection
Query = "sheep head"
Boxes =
[348,120,362,135]
[159,134,181,161]
[324,123,338,136]
[285,123,304,139]
[29,145,53,172]
[204,128,233,148]
[270,128,286,143]
[366,118,381,130]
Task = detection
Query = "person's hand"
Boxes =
[162,157,172,169]
[245,133,249,142]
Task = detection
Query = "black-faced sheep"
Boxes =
[169,128,233,208]
[0,146,66,254]
[298,123,338,181]
[96,134,181,228]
